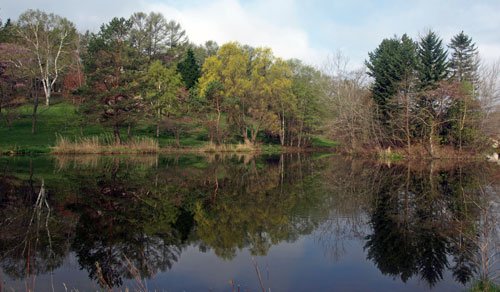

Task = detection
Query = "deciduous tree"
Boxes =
[144,60,183,137]
[16,9,77,106]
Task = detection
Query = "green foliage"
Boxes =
[417,30,449,89]
[2,9,492,154]
[198,42,320,146]
[0,18,15,42]
[366,34,418,122]
[311,136,339,148]
[144,60,183,119]
[449,31,479,84]
[365,30,486,152]
[288,59,326,145]
[177,48,201,89]
[82,17,145,143]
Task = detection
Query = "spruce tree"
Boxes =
[398,34,418,92]
[366,35,417,123]
[0,19,14,43]
[366,37,403,121]
[417,31,448,89]
[177,48,200,89]
[449,31,478,84]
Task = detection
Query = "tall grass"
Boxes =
[52,135,159,154]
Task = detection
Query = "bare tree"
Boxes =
[16,9,77,106]
[477,58,500,137]
[0,43,43,133]
[322,52,380,151]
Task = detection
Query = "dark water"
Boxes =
[0,154,498,291]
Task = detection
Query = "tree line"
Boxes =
[364,30,499,156]
[0,9,498,152]
[0,9,325,147]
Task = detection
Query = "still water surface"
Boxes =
[0,154,498,291]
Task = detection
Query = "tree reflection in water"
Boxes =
[0,155,498,289]
[361,161,498,287]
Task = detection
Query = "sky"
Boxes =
[2,0,500,68]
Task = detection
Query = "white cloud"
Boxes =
[2,0,498,68]
[479,43,500,63]
[144,0,326,66]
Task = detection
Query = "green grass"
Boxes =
[0,102,100,154]
[158,137,208,148]
[260,144,283,154]
[377,149,404,162]
[311,136,339,148]
[1,101,338,155]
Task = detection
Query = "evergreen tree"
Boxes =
[366,35,418,124]
[417,31,448,89]
[449,31,478,84]
[177,48,200,89]
[366,37,404,121]
[82,17,144,143]
[0,19,14,43]
[396,34,418,150]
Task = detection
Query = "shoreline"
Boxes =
[1,145,337,156]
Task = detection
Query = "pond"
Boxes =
[0,154,498,291]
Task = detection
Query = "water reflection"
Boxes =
[0,155,498,290]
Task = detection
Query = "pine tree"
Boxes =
[449,31,478,84]
[417,31,448,89]
[177,48,200,89]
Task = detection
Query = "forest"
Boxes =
[0,9,499,156]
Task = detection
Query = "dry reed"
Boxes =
[52,135,159,154]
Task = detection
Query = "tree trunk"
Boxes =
[250,125,260,145]
[32,80,39,134]
[279,109,285,146]
[297,120,304,148]
[459,98,467,154]
[42,79,51,106]
[113,125,121,144]
[405,91,411,154]
[175,130,180,148]
[429,121,435,158]
[0,85,3,117]
[242,128,250,145]
[216,107,221,145]
[156,107,161,138]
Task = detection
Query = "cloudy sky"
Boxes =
[2,0,500,68]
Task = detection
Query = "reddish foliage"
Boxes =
[62,69,84,93]
[62,69,85,104]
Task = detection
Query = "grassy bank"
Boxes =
[0,102,103,154]
[0,101,338,155]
